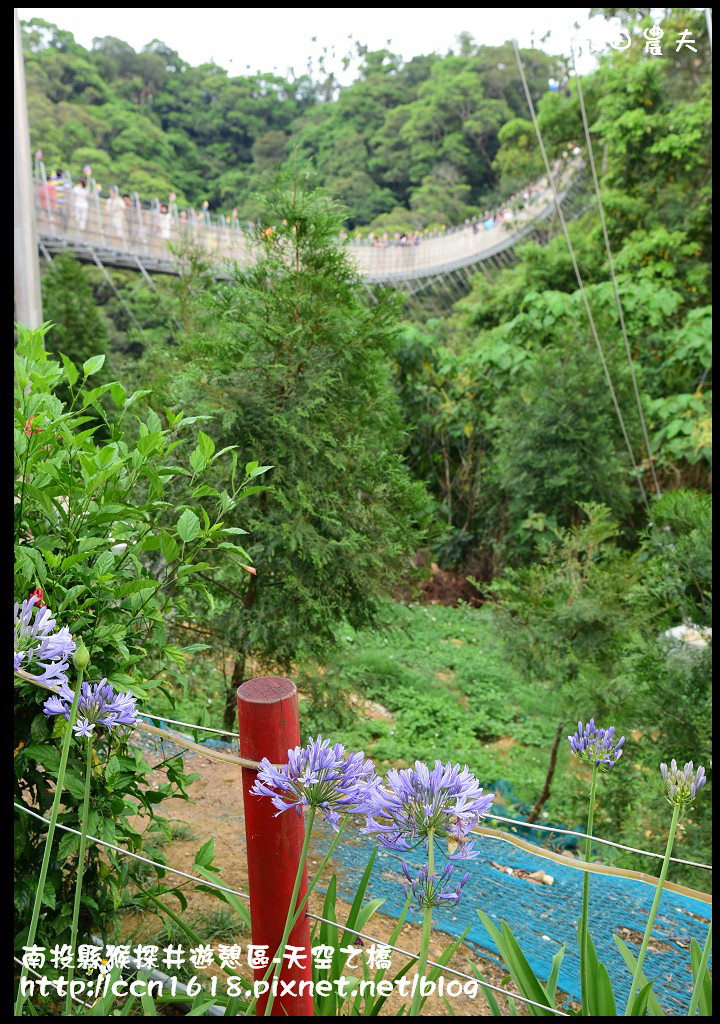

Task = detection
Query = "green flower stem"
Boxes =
[64,735,94,1014]
[241,806,316,1018]
[262,806,316,1017]
[14,666,86,1016]
[579,764,599,1016]
[624,802,681,1014]
[409,828,435,1017]
[285,815,348,932]
[688,920,712,1016]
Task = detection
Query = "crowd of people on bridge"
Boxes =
[34,146,580,253]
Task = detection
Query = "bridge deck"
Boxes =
[35,163,580,284]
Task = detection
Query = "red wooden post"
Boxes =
[237,676,314,1017]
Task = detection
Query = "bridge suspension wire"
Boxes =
[90,249,146,339]
[511,40,650,513]
[570,43,661,499]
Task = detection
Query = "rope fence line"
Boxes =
[136,707,711,872]
[14,672,712,872]
[12,801,570,1017]
[482,814,712,872]
[138,711,238,738]
[15,802,252,902]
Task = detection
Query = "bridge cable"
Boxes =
[132,254,186,338]
[511,40,650,513]
[570,43,662,499]
[90,249,146,339]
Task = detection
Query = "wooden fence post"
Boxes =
[237,676,314,1016]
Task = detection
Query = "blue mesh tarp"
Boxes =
[138,729,711,1012]
[313,822,712,1015]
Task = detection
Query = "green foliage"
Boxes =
[493,329,635,554]
[639,489,711,626]
[134,181,431,724]
[488,499,712,886]
[23,19,561,228]
[14,323,260,950]
[41,255,110,371]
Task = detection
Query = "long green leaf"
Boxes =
[499,919,555,1016]
[630,981,655,1017]
[594,962,618,1016]
[613,935,666,1016]
[689,936,712,1016]
[470,962,503,1016]
[545,943,566,1002]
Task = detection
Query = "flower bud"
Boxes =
[660,759,708,806]
[72,641,90,672]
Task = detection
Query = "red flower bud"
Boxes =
[29,588,45,608]
[243,565,258,576]
[24,417,42,437]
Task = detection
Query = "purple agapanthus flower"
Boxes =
[660,760,707,806]
[362,761,494,860]
[401,861,471,911]
[43,678,138,737]
[568,719,624,771]
[14,597,76,684]
[251,735,381,831]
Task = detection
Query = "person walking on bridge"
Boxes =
[108,186,126,241]
[37,173,57,225]
[72,176,89,231]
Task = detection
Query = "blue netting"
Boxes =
[135,728,711,1012]
[313,822,711,1015]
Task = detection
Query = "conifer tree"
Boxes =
[173,181,430,724]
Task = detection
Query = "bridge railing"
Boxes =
[33,159,581,281]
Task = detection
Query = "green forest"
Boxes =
[15,8,711,1014]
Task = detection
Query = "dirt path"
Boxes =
[125,749,552,1016]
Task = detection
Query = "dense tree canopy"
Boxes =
[22,18,562,228]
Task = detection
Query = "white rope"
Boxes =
[570,42,661,498]
[511,40,650,513]
[304,912,570,1015]
[137,711,239,739]
[16,672,711,871]
[12,801,568,1016]
[480,814,712,871]
[14,801,252,901]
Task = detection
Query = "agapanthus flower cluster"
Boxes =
[43,678,138,737]
[568,719,624,771]
[251,735,382,831]
[401,861,471,911]
[362,760,495,860]
[660,760,707,806]
[14,596,76,684]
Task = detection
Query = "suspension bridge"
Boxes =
[32,159,585,295]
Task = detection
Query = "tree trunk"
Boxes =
[223,567,259,730]
[224,651,246,730]
[526,721,564,824]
